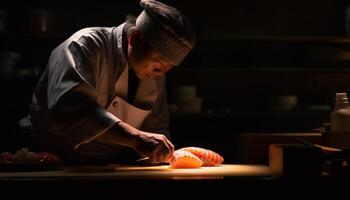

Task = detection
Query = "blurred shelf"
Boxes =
[170,110,330,118]
[0,74,39,81]
[0,32,67,52]
[198,35,350,45]
[172,67,350,72]
[0,32,68,40]
[169,110,329,134]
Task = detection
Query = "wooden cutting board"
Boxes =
[0,164,276,180]
[112,164,276,179]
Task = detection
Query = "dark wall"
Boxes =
[0,0,349,161]
[2,0,345,36]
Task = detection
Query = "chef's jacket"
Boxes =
[19,23,170,151]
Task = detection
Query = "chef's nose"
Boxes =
[152,67,164,77]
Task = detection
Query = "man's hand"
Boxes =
[104,121,175,164]
[133,131,174,164]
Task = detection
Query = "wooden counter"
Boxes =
[0,164,344,198]
[0,164,280,197]
[0,164,276,180]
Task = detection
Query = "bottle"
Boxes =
[328,93,350,149]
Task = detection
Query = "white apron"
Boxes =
[107,66,158,129]
[75,67,158,157]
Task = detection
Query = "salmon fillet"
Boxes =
[168,150,203,169]
[178,147,224,166]
[168,147,224,168]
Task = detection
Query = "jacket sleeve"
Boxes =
[140,76,170,139]
[46,35,121,149]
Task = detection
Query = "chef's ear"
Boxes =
[129,30,143,47]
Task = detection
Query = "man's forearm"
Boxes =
[98,121,139,148]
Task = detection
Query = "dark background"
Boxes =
[1,0,350,163]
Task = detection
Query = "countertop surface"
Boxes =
[0,163,343,198]
[0,164,276,180]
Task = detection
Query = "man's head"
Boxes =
[127,0,195,79]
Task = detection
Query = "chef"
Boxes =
[19,0,196,164]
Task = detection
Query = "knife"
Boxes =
[136,157,150,162]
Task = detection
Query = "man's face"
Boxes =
[131,49,173,80]
[127,31,173,80]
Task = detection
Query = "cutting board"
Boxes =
[112,164,276,179]
[0,164,276,180]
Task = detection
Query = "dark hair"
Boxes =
[124,15,137,37]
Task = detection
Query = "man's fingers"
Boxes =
[135,132,175,164]
[157,136,174,162]
[164,137,174,151]
[155,140,171,163]
[150,151,159,163]
[168,140,175,155]
[163,138,175,161]
[161,141,172,163]
[150,143,165,164]
[157,150,164,163]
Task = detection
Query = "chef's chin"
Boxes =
[137,73,153,80]
[136,73,154,80]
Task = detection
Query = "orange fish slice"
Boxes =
[178,147,224,166]
[169,150,203,169]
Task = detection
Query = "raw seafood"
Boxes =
[168,147,224,168]
[178,147,224,166]
[168,150,203,169]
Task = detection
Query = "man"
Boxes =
[19,0,196,164]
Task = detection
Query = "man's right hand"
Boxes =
[105,121,175,164]
[132,131,174,164]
